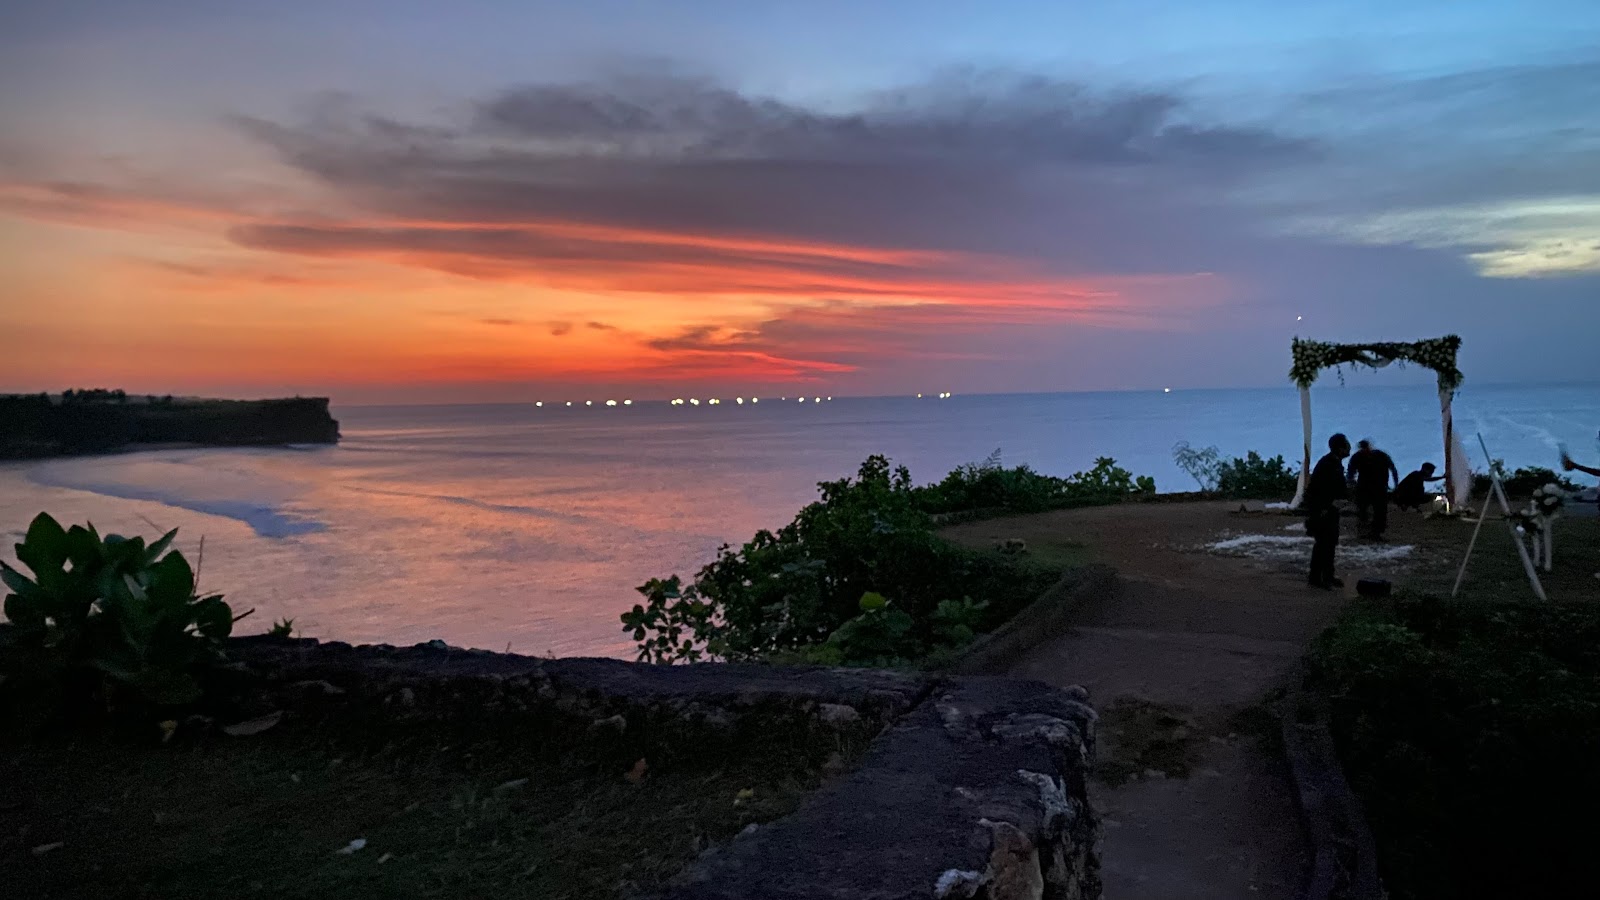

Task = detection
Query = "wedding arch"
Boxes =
[1288,335,1470,509]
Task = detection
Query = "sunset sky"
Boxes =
[2,1,1597,402]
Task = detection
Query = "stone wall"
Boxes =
[229,638,1102,900]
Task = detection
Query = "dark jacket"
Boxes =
[1307,452,1349,513]
[1348,448,1398,493]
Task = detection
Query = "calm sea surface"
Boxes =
[3,383,1596,657]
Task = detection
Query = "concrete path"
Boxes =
[944,503,1354,900]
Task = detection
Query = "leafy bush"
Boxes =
[2,513,244,706]
[1472,459,1581,498]
[916,449,1154,516]
[1172,441,1222,492]
[1308,595,1600,899]
[621,455,1066,664]
[1215,451,1298,499]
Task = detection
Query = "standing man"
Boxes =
[1348,439,1399,540]
[1307,433,1352,589]
[1561,449,1600,582]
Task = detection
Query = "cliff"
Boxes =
[0,394,340,459]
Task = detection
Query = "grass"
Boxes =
[2,716,859,900]
[1393,511,1599,601]
[1308,594,1600,899]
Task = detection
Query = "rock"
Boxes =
[817,703,860,726]
[822,751,848,775]
[292,679,345,696]
[934,868,987,899]
[425,639,449,651]
[983,819,1045,900]
[589,714,627,734]
[222,711,283,737]
[993,714,1083,753]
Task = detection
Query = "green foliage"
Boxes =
[1172,441,1222,492]
[621,455,1067,665]
[1,512,241,706]
[917,449,1154,516]
[1472,459,1580,498]
[1308,595,1600,898]
[1215,451,1298,499]
[267,617,295,639]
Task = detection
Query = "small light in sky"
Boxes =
[1296,315,1303,321]
[709,398,720,405]
[798,397,806,402]
[623,399,632,405]
[1164,388,1171,393]
[535,401,542,407]
[736,397,745,404]
[751,397,759,403]
[813,397,820,403]
[566,401,572,407]
[585,400,593,406]
[826,396,832,401]
[605,399,617,406]
[917,393,923,398]
[690,398,700,406]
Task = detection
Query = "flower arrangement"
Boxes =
[1531,483,1566,517]
[1289,335,1463,390]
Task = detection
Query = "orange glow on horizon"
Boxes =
[0,175,1225,397]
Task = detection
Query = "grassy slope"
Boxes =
[2,719,854,900]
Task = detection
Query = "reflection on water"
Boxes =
[1,383,1595,657]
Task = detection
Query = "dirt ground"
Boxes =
[942,499,1599,900]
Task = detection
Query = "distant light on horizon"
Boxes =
[736,397,745,404]
[690,398,700,406]
[535,401,542,407]
[917,393,922,398]
[1164,388,1172,393]
[585,400,593,406]
[623,399,632,405]
[605,399,618,406]
[798,397,806,402]
[751,397,759,403]
[566,401,572,407]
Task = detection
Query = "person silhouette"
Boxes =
[1394,462,1445,511]
[1306,433,1351,589]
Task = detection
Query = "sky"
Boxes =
[1,1,1597,403]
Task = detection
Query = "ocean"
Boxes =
[3,382,1596,657]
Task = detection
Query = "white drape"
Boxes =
[1291,385,1312,508]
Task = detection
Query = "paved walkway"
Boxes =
[944,502,1353,900]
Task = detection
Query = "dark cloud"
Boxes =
[229,71,1314,282]
[481,317,519,326]
[585,320,617,331]
[548,321,573,336]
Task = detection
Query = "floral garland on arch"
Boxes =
[1290,335,1464,390]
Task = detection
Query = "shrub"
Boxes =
[1215,451,1298,499]
[621,455,1066,664]
[1172,441,1222,492]
[1,513,244,706]
[1471,459,1581,498]
[916,449,1154,516]
[1308,595,1600,898]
